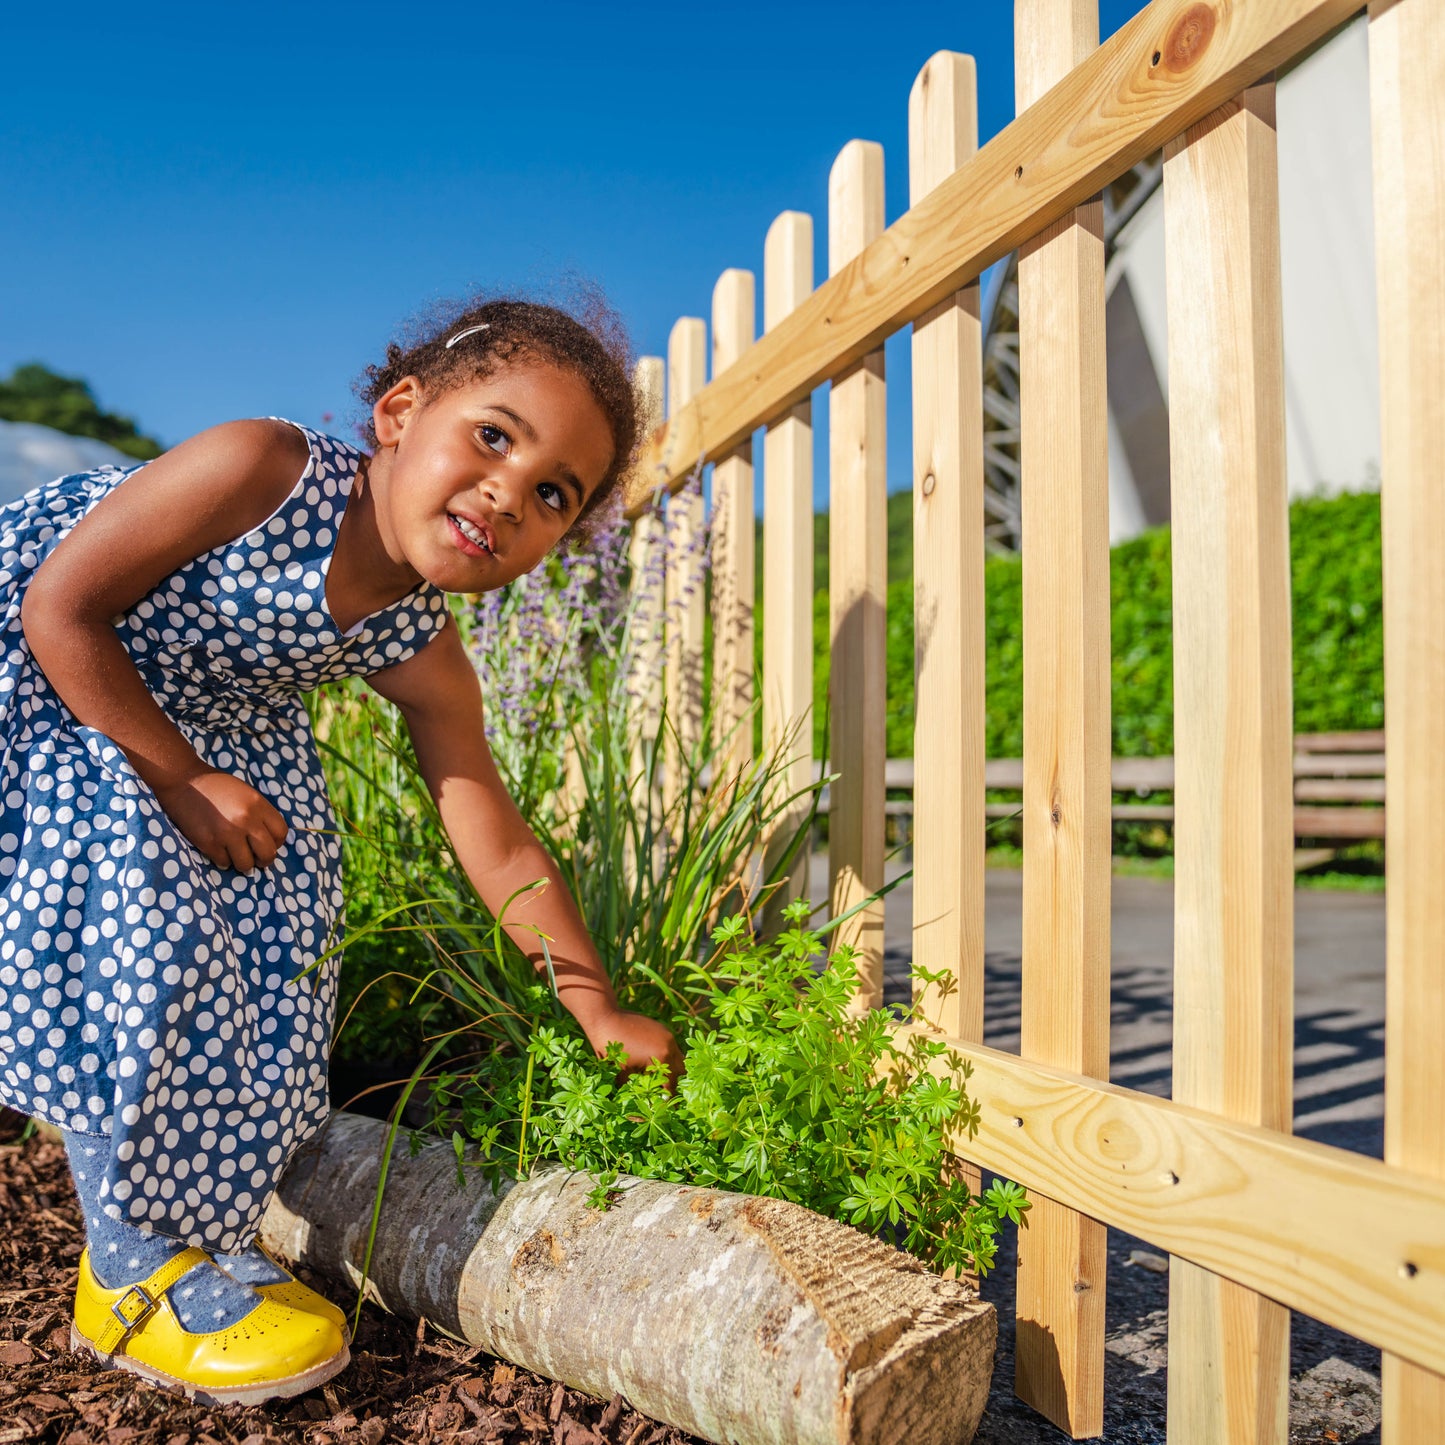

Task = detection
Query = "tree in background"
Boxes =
[0,363,163,459]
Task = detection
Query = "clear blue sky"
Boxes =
[2,0,1145,505]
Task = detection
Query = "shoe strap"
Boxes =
[94,1246,210,1355]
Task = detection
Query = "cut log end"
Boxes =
[262,1112,995,1445]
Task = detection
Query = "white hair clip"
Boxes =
[445,323,491,349]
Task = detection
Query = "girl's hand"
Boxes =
[585,1009,685,1090]
[153,770,290,872]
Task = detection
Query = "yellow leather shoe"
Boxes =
[225,1245,350,1340]
[71,1246,349,1406]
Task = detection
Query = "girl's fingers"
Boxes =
[227,835,257,872]
[248,828,279,868]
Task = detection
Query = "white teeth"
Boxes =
[452,514,489,551]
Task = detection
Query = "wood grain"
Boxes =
[889,1024,1445,1380]
[761,212,816,930]
[1370,0,1445,1435]
[826,139,887,1011]
[1013,1,1110,1434]
[664,318,707,819]
[627,0,1363,508]
[1164,82,1293,1445]
[626,357,666,852]
[908,50,985,1049]
[710,269,756,781]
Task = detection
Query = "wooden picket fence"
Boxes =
[622,2,1443,1440]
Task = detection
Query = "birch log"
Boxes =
[261,1112,995,1445]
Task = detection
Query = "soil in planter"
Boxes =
[0,1108,705,1445]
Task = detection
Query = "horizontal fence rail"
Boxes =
[627,0,1364,509]
[892,1025,1445,1380]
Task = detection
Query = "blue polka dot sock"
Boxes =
[214,1242,291,1287]
[62,1129,264,1333]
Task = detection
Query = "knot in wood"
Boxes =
[922,472,937,497]
[1163,4,1216,73]
[511,1227,566,1283]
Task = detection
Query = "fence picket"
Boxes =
[762,212,816,929]
[1013,0,1110,1434]
[711,270,757,781]
[1163,82,1293,1445]
[627,356,667,846]
[1370,0,1445,1437]
[664,318,707,818]
[826,139,887,1011]
[908,51,986,1047]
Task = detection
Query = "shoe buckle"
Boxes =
[110,1284,156,1332]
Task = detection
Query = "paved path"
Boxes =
[812,858,1387,1154]
[810,857,1388,1442]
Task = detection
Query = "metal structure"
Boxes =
[980,153,1165,551]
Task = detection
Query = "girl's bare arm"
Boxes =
[370,623,683,1077]
[21,418,310,868]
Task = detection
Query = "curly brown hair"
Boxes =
[355,289,639,538]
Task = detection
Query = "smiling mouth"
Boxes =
[448,513,493,556]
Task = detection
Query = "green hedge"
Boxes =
[799,489,1382,760]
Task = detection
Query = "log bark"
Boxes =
[261,1111,995,1445]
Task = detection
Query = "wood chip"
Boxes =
[0,1130,703,1445]
[1126,1248,1170,1274]
[23,1391,70,1412]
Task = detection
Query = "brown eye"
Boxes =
[479,424,511,457]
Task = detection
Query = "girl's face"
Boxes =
[373,360,615,593]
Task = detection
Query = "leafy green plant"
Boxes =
[320,491,1024,1283]
[436,900,1028,1277]
[0,362,164,459]
[314,486,828,1068]
[887,488,1383,763]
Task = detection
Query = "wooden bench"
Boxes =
[812,730,1384,866]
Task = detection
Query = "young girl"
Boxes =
[0,297,682,1405]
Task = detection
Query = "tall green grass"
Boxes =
[313,505,825,1073]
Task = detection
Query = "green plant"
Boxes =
[0,362,164,459]
[315,486,829,1067]
[436,901,1028,1276]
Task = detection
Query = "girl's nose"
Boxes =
[482,474,524,521]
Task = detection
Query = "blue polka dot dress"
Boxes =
[0,420,449,1253]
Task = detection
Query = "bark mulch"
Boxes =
[0,1113,705,1445]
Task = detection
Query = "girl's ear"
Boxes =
[374,376,423,449]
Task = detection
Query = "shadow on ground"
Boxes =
[873,865,1387,1444]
